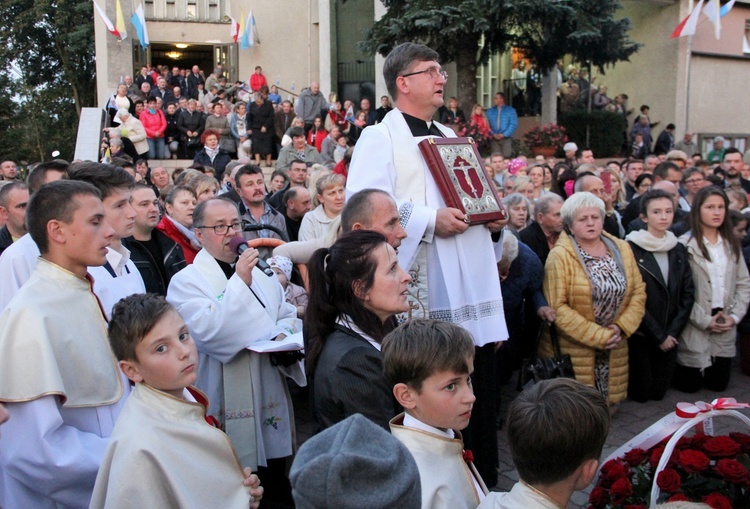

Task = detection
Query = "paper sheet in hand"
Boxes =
[248,331,304,353]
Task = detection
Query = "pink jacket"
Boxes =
[140,109,167,139]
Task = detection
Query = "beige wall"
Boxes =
[97,1,324,107]
[689,55,750,133]
[600,2,682,134]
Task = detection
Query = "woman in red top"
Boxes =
[140,96,167,159]
[325,101,349,135]
[469,104,492,139]
[307,116,328,153]
[156,185,200,264]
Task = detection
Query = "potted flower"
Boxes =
[457,119,491,154]
[522,123,568,157]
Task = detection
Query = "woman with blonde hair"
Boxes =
[299,173,346,242]
[307,164,331,208]
[542,192,646,406]
[191,174,220,203]
[512,175,535,201]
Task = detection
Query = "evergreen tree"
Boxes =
[0,0,96,160]
[359,0,514,115]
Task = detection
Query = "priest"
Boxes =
[167,197,303,507]
[346,42,508,486]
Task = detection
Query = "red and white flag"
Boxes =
[94,1,122,39]
[229,16,240,43]
[671,0,705,38]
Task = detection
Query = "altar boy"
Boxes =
[90,293,263,509]
[382,319,488,509]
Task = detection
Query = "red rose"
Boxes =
[690,433,711,448]
[601,459,630,482]
[730,432,750,453]
[656,468,682,492]
[609,478,633,502]
[703,436,741,459]
[623,506,646,509]
[588,486,609,507]
[623,448,648,467]
[668,493,689,502]
[702,492,733,509]
[675,436,693,450]
[715,458,749,484]
[649,446,665,467]
[677,449,710,473]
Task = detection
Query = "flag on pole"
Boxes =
[115,0,128,40]
[131,4,150,48]
[671,0,705,38]
[702,0,722,39]
[238,9,247,47]
[249,10,259,45]
[229,16,240,43]
[93,2,122,39]
[720,0,736,17]
[240,10,255,49]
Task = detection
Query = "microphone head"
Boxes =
[228,236,247,255]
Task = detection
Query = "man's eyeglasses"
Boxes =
[684,179,705,185]
[195,222,243,235]
[401,66,448,81]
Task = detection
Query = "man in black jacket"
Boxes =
[122,184,186,295]
[177,99,205,158]
[0,182,29,256]
[519,193,564,265]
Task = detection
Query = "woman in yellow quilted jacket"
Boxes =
[541,192,646,406]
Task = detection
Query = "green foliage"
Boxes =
[0,0,96,161]
[360,0,512,65]
[559,110,624,158]
[505,0,641,73]
[358,0,514,110]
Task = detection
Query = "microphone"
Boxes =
[228,237,274,277]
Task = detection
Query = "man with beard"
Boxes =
[723,147,750,194]
[236,165,287,242]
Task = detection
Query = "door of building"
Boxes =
[214,44,238,82]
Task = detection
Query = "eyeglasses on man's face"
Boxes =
[195,222,243,235]
[401,66,448,81]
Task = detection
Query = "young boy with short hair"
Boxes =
[90,293,263,509]
[382,319,488,509]
[477,378,610,508]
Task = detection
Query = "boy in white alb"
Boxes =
[0,181,127,509]
[382,319,488,509]
[91,293,263,509]
[477,379,610,509]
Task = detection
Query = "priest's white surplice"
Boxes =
[347,108,508,345]
[167,248,302,469]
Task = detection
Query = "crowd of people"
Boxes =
[1,41,750,509]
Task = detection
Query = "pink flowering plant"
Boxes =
[522,123,567,151]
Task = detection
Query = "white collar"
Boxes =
[336,315,381,351]
[403,412,455,439]
[105,244,131,274]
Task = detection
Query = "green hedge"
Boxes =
[558,110,626,158]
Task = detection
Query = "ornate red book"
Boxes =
[418,137,506,225]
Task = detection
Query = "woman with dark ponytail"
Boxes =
[306,230,411,431]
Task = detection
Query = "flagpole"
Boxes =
[684,0,694,134]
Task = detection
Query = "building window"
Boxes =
[744,20,750,54]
